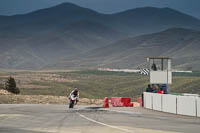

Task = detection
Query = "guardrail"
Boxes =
[143,92,200,117]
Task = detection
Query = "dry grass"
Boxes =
[0,70,199,104]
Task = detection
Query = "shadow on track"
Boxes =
[0,127,49,133]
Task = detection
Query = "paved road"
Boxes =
[0,104,200,133]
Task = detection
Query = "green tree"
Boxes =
[5,77,20,94]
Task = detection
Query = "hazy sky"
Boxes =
[0,0,199,18]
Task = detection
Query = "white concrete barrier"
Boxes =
[177,96,196,116]
[143,92,147,108]
[152,93,162,111]
[143,92,199,117]
[197,97,200,117]
[162,94,177,114]
[144,92,152,109]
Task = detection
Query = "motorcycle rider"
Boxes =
[69,88,79,105]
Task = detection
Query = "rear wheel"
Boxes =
[69,100,74,108]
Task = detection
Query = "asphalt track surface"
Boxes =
[0,104,200,133]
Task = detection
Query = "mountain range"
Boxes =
[0,3,200,70]
[52,28,199,70]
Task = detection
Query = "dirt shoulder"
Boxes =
[0,90,103,105]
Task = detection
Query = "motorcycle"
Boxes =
[69,94,78,108]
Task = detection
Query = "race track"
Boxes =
[0,104,200,133]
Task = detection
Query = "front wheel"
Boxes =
[69,100,74,108]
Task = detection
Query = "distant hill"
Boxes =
[112,7,200,35]
[50,28,200,70]
[0,3,200,69]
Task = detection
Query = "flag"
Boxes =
[139,68,150,75]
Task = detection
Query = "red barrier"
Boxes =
[121,97,134,107]
[129,102,134,107]
[138,97,142,107]
[111,97,123,107]
[103,97,109,108]
[111,97,133,107]
[121,97,131,107]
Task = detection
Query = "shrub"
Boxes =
[5,77,20,94]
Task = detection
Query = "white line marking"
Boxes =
[77,112,138,133]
